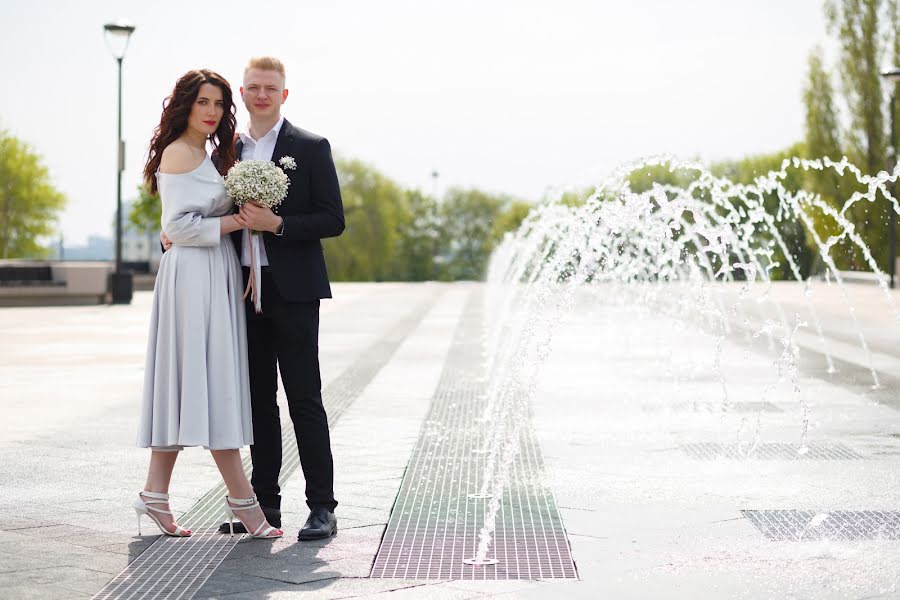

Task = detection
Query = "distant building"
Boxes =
[54,199,162,265]
[123,228,162,263]
[58,235,114,261]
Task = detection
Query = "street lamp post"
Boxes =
[103,21,136,304]
[882,68,900,289]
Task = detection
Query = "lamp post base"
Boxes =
[109,271,133,304]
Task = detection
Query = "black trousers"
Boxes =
[243,267,337,512]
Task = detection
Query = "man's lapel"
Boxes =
[270,118,293,162]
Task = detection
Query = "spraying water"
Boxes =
[471,156,900,563]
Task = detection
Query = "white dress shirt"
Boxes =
[239,116,285,267]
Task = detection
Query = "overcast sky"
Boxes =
[2,0,834,245]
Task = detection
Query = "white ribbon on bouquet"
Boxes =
[242,230,263,313]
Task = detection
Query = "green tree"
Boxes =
[801,47,872,271]
[803,0,899,270]
[128,185,161,260]
[325,157,411,281]
[556,189,591,208]
[803,47,843,165]
[825,0,894,174]
[128,185,161,234]
[436,188,508,280]
[712,144,815,280]
[394,189,441,281]
[627,163,700,194]
[316,158,532,282]
[490,200,533,243]
[893,3,900,161]
[0,130,66,258]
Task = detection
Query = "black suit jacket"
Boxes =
[230,119,345,301]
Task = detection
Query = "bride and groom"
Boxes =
[135,56,344,541]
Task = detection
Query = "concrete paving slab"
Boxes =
[197,578,456,600]
[357,581,488,599]
[0,582,94,599]
[191,572,283,598]
[443,580,543,595]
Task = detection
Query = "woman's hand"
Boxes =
[220,215,245,235]
[160,231,173,251]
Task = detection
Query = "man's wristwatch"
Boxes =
[275,217,285,236]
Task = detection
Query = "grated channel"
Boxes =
[742,510,900,541]
[371,290,577,580]
[642,400,783,413]
[680,442,865,460]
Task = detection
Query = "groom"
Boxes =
[224,56,344,540]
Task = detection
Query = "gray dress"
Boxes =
[137,155,253,451]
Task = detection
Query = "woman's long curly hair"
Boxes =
[143,69,237,194]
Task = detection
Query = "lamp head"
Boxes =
[103,21,136,60]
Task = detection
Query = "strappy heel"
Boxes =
[134,491,192,537]
[223,495,284,539]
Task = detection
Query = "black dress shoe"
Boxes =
[217,505,281,534]
[298,507,337,540]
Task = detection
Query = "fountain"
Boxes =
[468,156,900,565]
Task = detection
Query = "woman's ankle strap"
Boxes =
[226,495,259,508]
[141,490,170,500]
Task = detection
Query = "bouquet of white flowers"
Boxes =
[224,159,293,313]
[224,159,290,214]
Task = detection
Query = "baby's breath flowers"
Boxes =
[224,160,290,217]
[278,156,297,170]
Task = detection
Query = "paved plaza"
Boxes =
[2,281,899,599]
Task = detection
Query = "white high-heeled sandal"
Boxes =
[134,491,191,537]
[223,495,283,539]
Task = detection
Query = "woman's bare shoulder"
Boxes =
[159,141,205,175]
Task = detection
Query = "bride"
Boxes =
[134,69,281,540]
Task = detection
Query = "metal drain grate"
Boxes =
[742,510,900,541]
[371,291,577,580]
[642,401,782,413]
[679,442,865,460]
[94,289,443,600]
[93,535,239,600]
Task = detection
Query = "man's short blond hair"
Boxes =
[245,56,286,78]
